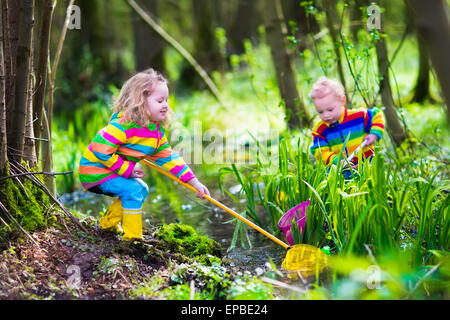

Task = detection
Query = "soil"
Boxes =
[0,215,226,300]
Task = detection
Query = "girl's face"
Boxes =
[313,93,346,124]
[145,82,169,122]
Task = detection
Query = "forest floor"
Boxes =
[0,215,242,300]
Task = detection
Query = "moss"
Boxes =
[155,223,222,258]
[0,175,47,241]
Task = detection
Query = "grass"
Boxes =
[221,131,449,261]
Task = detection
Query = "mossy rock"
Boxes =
[155,223,222,258]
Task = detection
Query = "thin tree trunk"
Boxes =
[0,3,8,174]
[374,4,407,147]
[323,0,347,94]
[10,0,34,162]
[179,0,223,88]
[43,0,74,196]
[263,0,311,129]
[23,24,36,167]
[3,0,19,157]
[131,0,165,73]
[411,33,431,103]
[409,0,450,123]
[32,0,54,160]
[229,0,258,55]
[281,0,320,53]
[348,0,369,44]
[41,107,55,194]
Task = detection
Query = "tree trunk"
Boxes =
[10,0,34,162]
[281,0,320,53]
[323,0,347,94]
[32,0,54,160]
[3,0,19,157]
[348,0,369,43]
[409,0,450,123]
[43,0,74,196]
[22,22,36,167]
[263,0,311,129]
[374,2,407,147]
[229,0,258,55]
[0,3,8,174]
[131,0,166,73]
[179,0,222,90]
[411,33,431,103]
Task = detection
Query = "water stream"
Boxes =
[59,185,286,272]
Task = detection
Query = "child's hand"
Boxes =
[130,167,145,178]
[187,178,210,199]
[363,134,378,146]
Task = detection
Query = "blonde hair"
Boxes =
[309,76,345,100]
[113,68,174,128]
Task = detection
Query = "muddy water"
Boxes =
[59,187,286,271]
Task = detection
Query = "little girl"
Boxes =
[78,68,210,241]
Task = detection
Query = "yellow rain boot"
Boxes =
[121,209,143,241]
[98,198,123,233]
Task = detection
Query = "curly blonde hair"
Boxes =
[309,76,346,100]
[113,68,174,128]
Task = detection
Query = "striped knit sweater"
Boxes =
[310,107,384,165]
[79,111,195,190]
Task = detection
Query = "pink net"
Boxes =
[277,199,310,246]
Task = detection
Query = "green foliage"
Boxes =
[221,131,449,268]
[138,258,274,300]
[324,249,450,300]
[155,223,222,258]
[227,277,274,300]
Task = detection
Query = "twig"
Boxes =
[0,170,73,182]
[261,276,307,294]
[25,136,48,142]
[49,0,75,86]
[0,214,11,230]
[405,263,441,299]
[117,269,132,286]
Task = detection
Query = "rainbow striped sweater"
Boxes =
[310,107,385,165]
[79,111,195,190]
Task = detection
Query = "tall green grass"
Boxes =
[220,131,449,267]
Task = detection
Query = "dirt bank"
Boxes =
[0,215,226,299]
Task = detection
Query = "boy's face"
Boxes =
[146,82,169,122]
[313,93,346,124]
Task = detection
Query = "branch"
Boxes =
[49,0,75,86]
[126,0,225,107]
[0,170,73,182]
